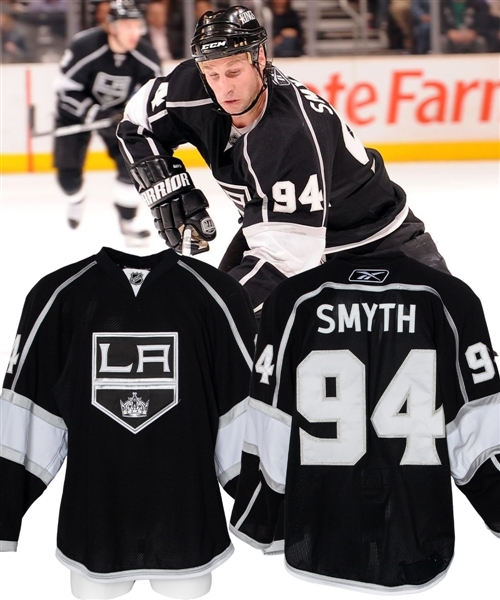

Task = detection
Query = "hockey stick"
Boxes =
[181,227,192,257]
[30,117,118,138]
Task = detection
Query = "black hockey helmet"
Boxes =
[191,5,268,64]
[108,0,143,21]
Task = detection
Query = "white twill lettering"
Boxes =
[398,304,416,333]
[317,303,416,334]
[137,345,170,373]
[99,343,172,373]
[338,304,361,332]
[293,79,334,115]
[362,303,378,332]
[99,343,133,372]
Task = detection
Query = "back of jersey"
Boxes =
[230,251,500,593]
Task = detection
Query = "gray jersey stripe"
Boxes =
[234,481,262,530]
[178,261,253,369]
[130,49,161,76]
[165,99,213,108]
[65,44,108,79]
[12,261,98,390]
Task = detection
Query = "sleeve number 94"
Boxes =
[272,174,324,214]
[297,349,445,467]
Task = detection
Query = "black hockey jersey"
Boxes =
[117,61,407,307]
[0,248,256,583]
[56,27,161,125]
[230,251,500,593]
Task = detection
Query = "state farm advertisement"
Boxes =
[0,54,498,169]
[274,54,499,143]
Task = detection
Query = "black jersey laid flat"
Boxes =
[230,251,500,593]
[0,248,256,582]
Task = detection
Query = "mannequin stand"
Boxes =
[70,572,212,600]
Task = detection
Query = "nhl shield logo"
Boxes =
[92,332,178,433]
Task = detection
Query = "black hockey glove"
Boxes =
[129,155,216,254]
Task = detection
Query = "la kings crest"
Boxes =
[92,332,178,433]
[92,72,131,108]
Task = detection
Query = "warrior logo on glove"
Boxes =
[130,155,217,255]
[140,172,193,207]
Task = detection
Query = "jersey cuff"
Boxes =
[0,540,18,552]
[262,539,284,555]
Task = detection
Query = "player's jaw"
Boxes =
[203,54,263,118]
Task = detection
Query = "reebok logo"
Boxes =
[141,173,193,207]
[349,269,389,283]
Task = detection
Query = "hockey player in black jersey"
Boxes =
[54,0,161,243]
[117,5,448,311]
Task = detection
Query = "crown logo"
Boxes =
[120,392,149,418]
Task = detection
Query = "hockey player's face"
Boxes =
[203,54,263,117]
[109,19,143,52]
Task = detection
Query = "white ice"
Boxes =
[0,161,499,600]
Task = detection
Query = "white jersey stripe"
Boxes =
[0,393,67,485]
[290,84,328,226]
[238,259,266,287]
[243,399,292,489]
[446,394,500,484]
[215,397,249,485]
[243,135,269,223]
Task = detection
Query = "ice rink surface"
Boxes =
[1,161,499,600]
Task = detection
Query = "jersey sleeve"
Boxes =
[229,289,293,553]
[444,288,500,537]
[0,282,69,551]
[179,259,257,498]
[117,75,188,168]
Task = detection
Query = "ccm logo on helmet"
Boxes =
[201,40,227,51]
[141,173,192,207]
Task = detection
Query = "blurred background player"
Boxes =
[117,5,448,314]
[54,0,161,244]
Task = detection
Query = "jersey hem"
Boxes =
[55,544,234,583]
[488,526,500,539]
[228,524,273,552]
[0,540,18,552]
[285,561,450,595]
[323,204,409,254]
